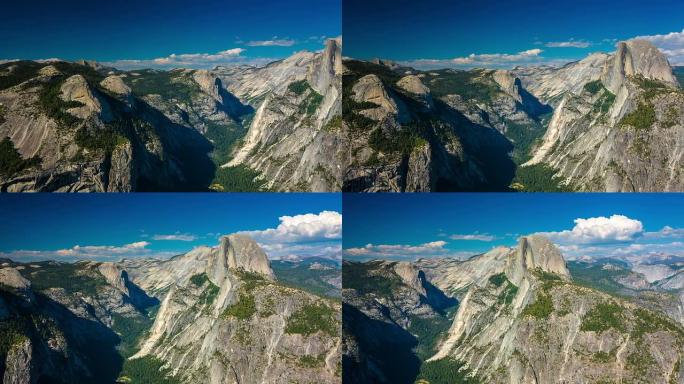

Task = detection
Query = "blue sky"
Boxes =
[343,194,684,262]
[0,194,341,262]
[0,0,340,69]
[344,0,684,68]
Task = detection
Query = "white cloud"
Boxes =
[237,211,342,261]
[0,241,179,262]
[451,48,543,65]
[239,211,341,244]
[55,241,151,257]
[102,48,275,70]
[645,225,684,238]
[449,232,496,241]
[634,28,684,65]
[246,39,295,47]
[544,40,591,48]
[400,48,568,69]
[539,215,644,244]
[152,232,197,241]
[344,240,474,261]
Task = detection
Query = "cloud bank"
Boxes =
[103,48,276,70]
[345,240,474,261]
[544,40,592,48]
[635,28,684,65]
[536,215,684,262]
[0,241,178,262]
[239,211,342,261]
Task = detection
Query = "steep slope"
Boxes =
[341,260,463,383]
[522,40,684,191]
[0,235,342,384]
[341,39,683,192]
[427,236,684,384]
[0,260,158,383]
[343,236,684,383]
[223,38,344,191]
[124,234,341,384]
[0,41,343,192]
[0,61,218,192]
[342,60,532,191]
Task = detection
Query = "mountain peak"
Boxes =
[307,37,342,94]
[393,261,427,295]
[209,234,274,282]
[505,235,570,284]
[602,39,678,93]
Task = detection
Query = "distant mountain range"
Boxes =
[342,235,684,383]
[0,234,341,383]
[0,39,342,192]
[342,39,684,192]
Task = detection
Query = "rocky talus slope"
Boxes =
[0,39,342,192]
[0,234,341,384]
[343,236,684,384]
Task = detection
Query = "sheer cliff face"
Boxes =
[426,236,684,384]
[0,40,342,192]
[340,39,683,192]
[341,61,528,192]
[224,38,344,192]
[343,236,684,384]
[0,234,341,384]
[0,261,156,383]
[522,39,684,191]
[127,235,340,384]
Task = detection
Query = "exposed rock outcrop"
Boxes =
[3,338,33,384]
[60,74,112,121]
[505,235,570,285]
[97,262,130,296]
[602,39,678,94]
[224,38,343,191]
[211,234,275,281]
[0,268,31,291]
[523,39,684,191]
[426,235,684,384]
[352,74,401,120]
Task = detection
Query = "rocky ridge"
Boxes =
[521,39,684,191]
[0,234,341,384]
[0,39,342,192]
[224,37,343,191]
[343,236,684,383]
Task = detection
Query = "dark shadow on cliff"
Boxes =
[419,271,458,314]
[122,270,160,312]
[132,99,216,191]
[433,98,516,191]
[0,289,123,384]
[343,303,421,384]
